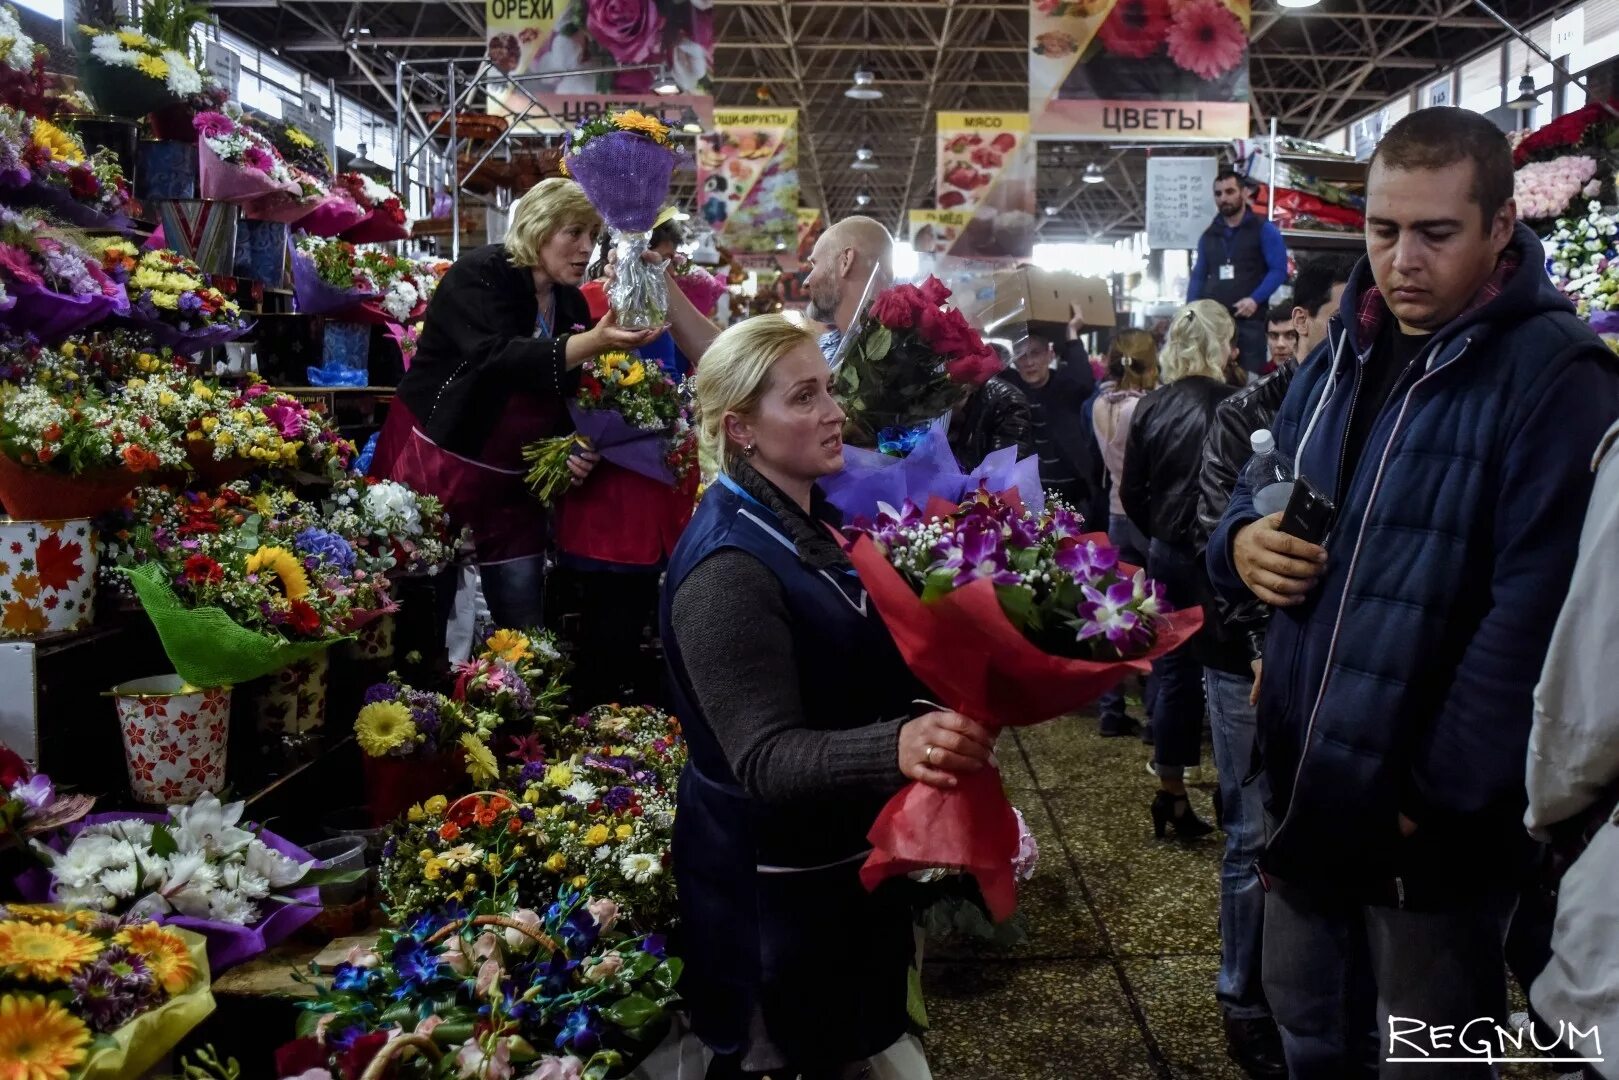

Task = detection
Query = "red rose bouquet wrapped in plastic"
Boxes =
[845,491,1203,919]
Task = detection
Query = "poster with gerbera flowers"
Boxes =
[1029,0,1251,141]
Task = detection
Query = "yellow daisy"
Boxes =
[0,994,90,1080]
[460,733,499,784]
[0,921,101,983]
[114,29,147,46]
[0,907,80,927]
[354,701,417,757]
[30,121,83,166]
[484,629,533,663]
[114,923,196,995]
[245,545,310,601]
[133,53,167,79]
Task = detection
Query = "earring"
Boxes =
[743,444,756,457]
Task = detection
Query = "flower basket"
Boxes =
[183,440,257,486]
[360,748,464,827]
[34,814,321,972]
[253,651,331,736]
[197,139,301,205]
[0,276,123,343]
[0,517,97,638]
[110,674,230,804]
[77,926,216,1080]
[0,453,138,519]
[118,561,345,688]
[134,139,198,200]
[75,51,182,120]
[299,191,368,237]
[340,210,410,245]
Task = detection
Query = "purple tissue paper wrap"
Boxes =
[563,129,678,232]
[822,419,1045,523]
[567,400,675,486]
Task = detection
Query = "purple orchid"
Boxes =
[1131,569,1171,619]
[1075,579,1152,652]
[942,522,1021,589]
[1054,539,1119,583]
[9,772,53,812]
[870,500,924,550]
[1007,514,1045,549]
[1047,506,1086,542]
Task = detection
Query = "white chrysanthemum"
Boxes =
[207,889,261,926]
[382,279,420,323]
[55,884,115,912]
[98,864,139,898]
[363,481,422,536]
[245,840,309,888]
[163,49,202,95]
[90,34,136,67]
[219,863,271,900]
[562,780,600,805]
[0,5,35,70]
[51,835,124,889]
[619,852,661,884]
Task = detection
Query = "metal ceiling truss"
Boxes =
[215,0,1573,243]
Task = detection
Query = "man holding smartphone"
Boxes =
[1188,169,1289,376]
[1207,108,1619,1077]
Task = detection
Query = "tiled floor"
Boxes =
[917,716,1562,1080]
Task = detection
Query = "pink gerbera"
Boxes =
[1097,0,1172,59]
[0,244,41,286]
[1165,0,1246,81]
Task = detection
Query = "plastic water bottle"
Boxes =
[1245,429,1294,517]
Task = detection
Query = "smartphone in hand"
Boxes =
[1279,475,1336,544]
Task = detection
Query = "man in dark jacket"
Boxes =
[1189,254,1355,1080]
[1207,108,1619,1076]
[1003,326,1100,512]
[950,372,1034,471]
[1190,169,1289,375]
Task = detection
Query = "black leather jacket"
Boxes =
[1120,375,1236,547]
[949,377,1034,471]
[1193,363,1298,670]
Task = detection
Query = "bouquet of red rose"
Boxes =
[845,491,1203,920]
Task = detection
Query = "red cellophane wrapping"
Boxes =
[845,521,1204,921]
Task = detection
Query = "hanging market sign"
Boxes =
[697,108,800,254]
[484,0,714,135]
[1029,0,1251,141]
[796,206,824,261]
[934,112,1037,260]
[909,208,968,255]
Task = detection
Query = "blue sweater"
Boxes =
[1188,211,1289,307]
[1207,224,1619,899]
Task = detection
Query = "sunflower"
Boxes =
[29,121,83,166]
[484,629,533,663]
[113,924,195,995]
[614,110,673,144]
[245,545,310,601]
[0,921,101,983]
[460,733,500,784]
[0,994,90,1080]
[355,700,417,757]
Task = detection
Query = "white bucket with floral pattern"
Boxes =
[111,674,230,805]
[0,518,97,638]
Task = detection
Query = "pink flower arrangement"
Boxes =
[1165,0,1247,81]
[194,110,297,188]
[1515,155,1601,221]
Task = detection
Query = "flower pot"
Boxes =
[183,440,255,486]
[134,140,199,201]
[0,518,97,639]
[0,454,139,520]
[76,51,182,120]
[232,217,289,287]
[72,116,140,181]
[361,750,464,827]
[342,611,395,662]
[254,651,330,736]
[308,320,371,387]
[155,198,239,277]
[111,675,230,804]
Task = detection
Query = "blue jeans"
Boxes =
[479,555,547,630]
[1098,515,1151,732]
[1263,874,1517,1078]
[1205,667,1269,1021]
[1148,539,1204,777]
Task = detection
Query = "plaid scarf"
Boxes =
[1354,245,1522,350]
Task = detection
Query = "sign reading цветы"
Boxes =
[1029,0,1251,140]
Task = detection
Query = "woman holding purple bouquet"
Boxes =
[371,178,662,627]
[661,314,994,1079]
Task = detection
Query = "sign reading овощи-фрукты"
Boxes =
[484,0,715,135]
[1028,0,1251,141]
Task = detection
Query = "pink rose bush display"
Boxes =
[1514,155,1602,223]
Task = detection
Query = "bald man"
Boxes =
[659,215,894,365]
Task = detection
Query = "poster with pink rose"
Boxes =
[1030,0,1251,141]
[484,0,713,135]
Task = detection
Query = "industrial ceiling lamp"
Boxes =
[679,107,703,134]
[850,143,880,171]
[654,67,679,95]
[1082,162,1106,184]
[1508,71,1542,109]
[1044,204,1059,216]
[1276,0,1321,8]
[854,189,873,207]
[845,67,883,101]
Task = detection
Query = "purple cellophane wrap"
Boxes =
[119,313,255,356]
[242,188,321,226]
[198,141,301,205]
[0,278,122,341]
[1590,309,1619,334]
[290,246,384,322]
[822,419,1044,524]
[566,400,674,486]
[17,812,320,973]
[298,193,368,238]
[564,130,678,232]
[5,181,136,232]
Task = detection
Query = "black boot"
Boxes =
[1150,790,1215,840]
[1224,1015,1287,1079]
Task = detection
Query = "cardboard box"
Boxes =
[989,267,1116,331]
